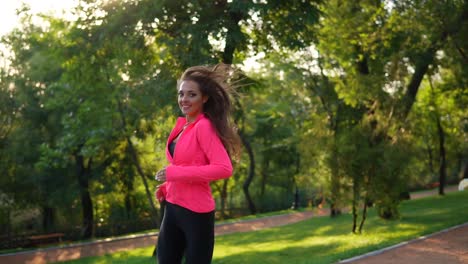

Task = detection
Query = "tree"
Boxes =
[1,9,81,234]
[317,0,467,226]
[409,69,467,194]
[2,1,168,238]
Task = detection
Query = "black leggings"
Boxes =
[157,202,215,264]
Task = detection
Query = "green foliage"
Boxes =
[0,1,171,236]
[335,116,411,221]
[250,0,321,51]
[408,73,468,187]
[315,0,468,224]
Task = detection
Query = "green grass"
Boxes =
[59,190,468,264]
[0,208,310,255]
[216,207,311,225]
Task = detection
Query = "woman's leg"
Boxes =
[157,202,186,264]
[179,208,215,264]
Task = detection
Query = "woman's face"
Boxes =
[178,80,208,121]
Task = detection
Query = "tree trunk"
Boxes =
[292,186,299,210]
[222,7,244,64]
[358,197,369,234]
[436,117,447,195]
[292,155,301,210]
[351,179,359,234]
[239,131,256,214]
[220,179,229,218]
[358,167,373,232]
[124,186,133,220]
[120,165,135,220]
[125,136,161,260]
[116,100,160,226]
[401,54,435,118]
[75,154,94,239]
[260,156,269,197]
[330,143,342,216]
[316,59,343,217]
[125,137,160,226]
[426,143,435,176]
[429,75,447,196]
[399,9,468,119]
[42,206,55,232]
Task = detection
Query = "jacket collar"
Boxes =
[176,113,206,128]
[167,113,206,161]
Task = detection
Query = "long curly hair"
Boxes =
[178,64,241,160]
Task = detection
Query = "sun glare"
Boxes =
[1,0,78,37]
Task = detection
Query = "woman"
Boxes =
[154,64,240,264]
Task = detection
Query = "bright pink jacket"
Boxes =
[157,113,233,213]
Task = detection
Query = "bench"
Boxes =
[27,233,65,247]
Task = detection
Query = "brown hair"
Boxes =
[178,64,241,160]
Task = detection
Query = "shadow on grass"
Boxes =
[216,215,349,248]
[60,191,468,264]
[57,247,155,264]
[214,191,468,264]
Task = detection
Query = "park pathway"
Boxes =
[339,222,468,264]
[0,186,463,264]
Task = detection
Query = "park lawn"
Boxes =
[60,190,468,264]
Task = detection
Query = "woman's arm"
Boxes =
[165,120,232,182]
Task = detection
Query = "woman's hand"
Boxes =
[155,167,167,182]
[155,184,167,203]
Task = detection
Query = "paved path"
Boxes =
[0,186,462,264]
[409,185,459,199]
[214,208,329,236]
[340,223,468,264]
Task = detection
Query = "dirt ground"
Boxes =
[0,187,465,264]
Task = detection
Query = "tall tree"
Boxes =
[317,0,468,223]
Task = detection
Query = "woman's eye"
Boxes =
[178,92,198,98]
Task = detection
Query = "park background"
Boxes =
[0,0,467,254]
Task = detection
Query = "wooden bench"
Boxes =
[27,233,65,247]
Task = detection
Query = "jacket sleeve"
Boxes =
[165,120,232,182]
[155,182,167,202]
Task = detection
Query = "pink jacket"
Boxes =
[156,113,233,213]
